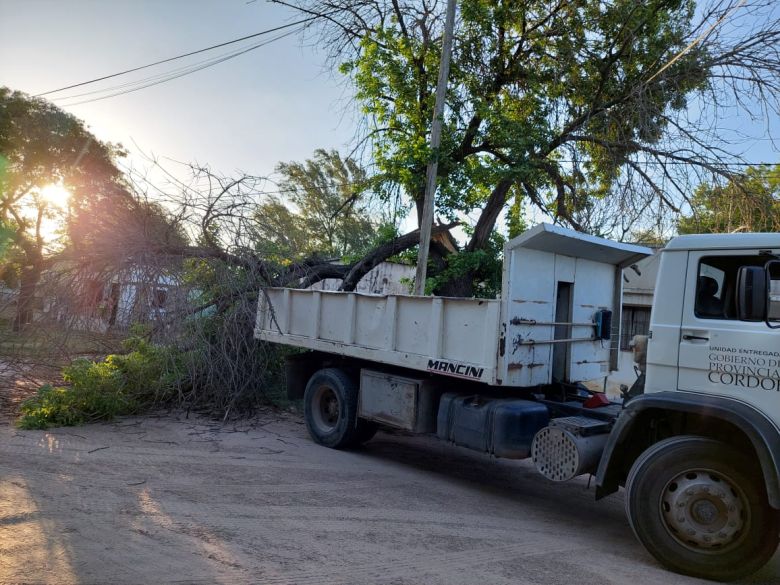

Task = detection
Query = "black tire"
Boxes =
[303,368,361,449]
[625,435,780,582]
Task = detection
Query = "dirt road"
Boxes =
[0,412,778,585]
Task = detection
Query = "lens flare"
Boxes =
[39,183,71,208]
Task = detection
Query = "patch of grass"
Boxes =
[0,321,125,360]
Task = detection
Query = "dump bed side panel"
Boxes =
[255,289,501,384]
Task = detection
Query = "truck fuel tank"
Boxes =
[436,393,550,459]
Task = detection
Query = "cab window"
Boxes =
[695,256,772,320]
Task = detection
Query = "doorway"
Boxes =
[552,281,573,382]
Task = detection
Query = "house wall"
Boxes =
[32,265,184,332]
[0,285,15,320]
[607,251,661,394]
[310,262,415,295]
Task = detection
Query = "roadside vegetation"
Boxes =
[2,0,780,428]
[18,330,180,429]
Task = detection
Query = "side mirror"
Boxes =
[737,266,767,321]
[768,260,780,328]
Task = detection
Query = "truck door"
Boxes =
[678,251,780,412]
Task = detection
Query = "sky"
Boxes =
[1,0,779,239]
[0,0,357,181]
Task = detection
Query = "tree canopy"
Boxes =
[254,149,380,261]
[276,0,780,290]
[679,165,780,234]
[0,87,124,211]
[0,87,125,328]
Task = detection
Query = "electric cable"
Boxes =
[36,16,316,97]
[57,28,302,106]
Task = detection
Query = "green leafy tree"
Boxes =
[0,87,124,329]
[679,165,780,234]
[276,0,780,293]
[627,227,668,247]
[0,219,12,259]
[254,149,378,260]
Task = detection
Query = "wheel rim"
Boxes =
[659,468,748,552]
[311,385,340,433]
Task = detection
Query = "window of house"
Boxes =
[151,288,168,309]
[85,280,104,306]
[696,255,777,320]
[620,306,651,351]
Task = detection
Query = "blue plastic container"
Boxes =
[437,393,550,459]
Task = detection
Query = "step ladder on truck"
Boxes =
[255,223,780,582]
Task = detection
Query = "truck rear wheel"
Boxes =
[304,368,369,449]
[625,436,779,581]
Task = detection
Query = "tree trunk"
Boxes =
[432,179,513,297]
[466,179,513,252]
[339,223,456,292]
[13,263,42,332]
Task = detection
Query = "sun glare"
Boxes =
[40,183,71,208]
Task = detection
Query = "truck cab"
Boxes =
[647,233,780,402]
[596,233,780,581]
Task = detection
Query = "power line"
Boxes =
[35,17,316,97]
[56,28,302,106]
[646,0,747,84]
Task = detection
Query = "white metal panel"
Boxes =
[645,251,688,394]
[353,295,394,349]
[555,254,576,283]
[664,232,780,252]
[568,258,614,382]
[256,288,501,384]
[506,223,651,267]
[288,290,317,337]
[319,292,350,342]
[502,247,555,386]
[441,298,496,363]
[395,297,433,356]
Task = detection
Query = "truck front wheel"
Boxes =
[304,368,373,449]
[625,436,779,581]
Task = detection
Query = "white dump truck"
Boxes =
[255,223,780,581]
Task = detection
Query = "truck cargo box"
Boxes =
[256,224,651,387]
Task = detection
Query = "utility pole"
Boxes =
[413,0,457,296]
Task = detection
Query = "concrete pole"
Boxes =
[413,0,457,296]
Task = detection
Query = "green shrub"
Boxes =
[18,331,187,430]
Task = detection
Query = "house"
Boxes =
[36,264,184,333]
[310,261,415,295]
[610,249,661,390]
[0,283,16,321]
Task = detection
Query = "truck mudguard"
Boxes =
[595,391,780,508]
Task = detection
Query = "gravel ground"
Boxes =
[0,411,778,585]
